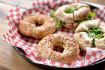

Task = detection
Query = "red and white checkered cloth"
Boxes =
[3,0,105,68]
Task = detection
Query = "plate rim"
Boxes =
[13,46,105,69]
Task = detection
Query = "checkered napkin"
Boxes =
[3,0,105,68]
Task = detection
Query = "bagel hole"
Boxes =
[53,45,64,53]
[35,23,42,27]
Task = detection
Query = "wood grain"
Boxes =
[0,23,42,70]
[0,1,42,70]
[0,0,34,9]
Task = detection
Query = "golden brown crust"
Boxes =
[18,13,56,39]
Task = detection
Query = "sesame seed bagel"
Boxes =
[37,32,80,64]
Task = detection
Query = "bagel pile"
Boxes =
[18,2,105,64]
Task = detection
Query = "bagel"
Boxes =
[18,13,56,39]
[55,3,91,23]
[74,19,105,50]
[37,32,80,64]
[95,20,105,50]
[54,3,91,29]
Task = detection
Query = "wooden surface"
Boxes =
[0,25,42,70]
[81,0,105,5]
[0,0,42,70]
[0,0,105,70]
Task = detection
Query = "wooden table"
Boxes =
[0,0,104,70]
[0,0,42,70]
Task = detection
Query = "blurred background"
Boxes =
[0,0,104,70]
[81,0,105,5]
[0,0,104,26]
